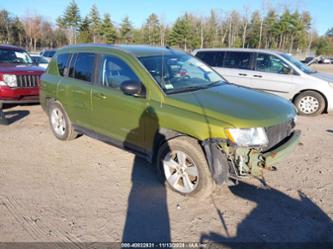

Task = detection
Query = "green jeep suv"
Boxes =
[40,44,300,196]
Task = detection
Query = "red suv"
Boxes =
[0,45,45,104]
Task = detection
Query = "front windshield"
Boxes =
[281,53,316,74]
[139,53,225,94]
[0,48,33,64]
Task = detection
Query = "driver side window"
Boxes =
[255,53,291,74]
[98,55,139,89]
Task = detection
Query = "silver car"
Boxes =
[193,48,333,116]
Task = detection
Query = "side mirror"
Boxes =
[120,80,145,97]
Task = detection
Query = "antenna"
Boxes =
[161,46,165,87]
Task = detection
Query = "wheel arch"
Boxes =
[152,128,229,185]
[45,97,58,108]
[152,128,202,163]
[292,89,328,113]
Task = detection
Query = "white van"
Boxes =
[193,48,333,116]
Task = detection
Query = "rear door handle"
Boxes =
[93,92,107,100]
[253,75,263,78]
[238,73,247,76]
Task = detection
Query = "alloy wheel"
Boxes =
[163,150,199,194]
[50,108,66,136]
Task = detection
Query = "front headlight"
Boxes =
[3,74,17,87]
[329,82,333,89]
[225,127,268,147]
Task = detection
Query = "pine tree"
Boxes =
[327,27,333,37]
[101,14,117,44]
[264,10,279,48]
[168,14,193,51]
[119,16,133,44]
[89,4,101,43]
[78,16,92,43]
[142,13,161,45]
[247,11,262,48]
[60,0,81,44]
[10,17,25,46]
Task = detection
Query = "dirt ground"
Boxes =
[0,65,333,245]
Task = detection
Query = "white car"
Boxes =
[193,48,333,116]
[40,49,56,62]
[31,55,49,69]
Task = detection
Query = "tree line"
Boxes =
[0,0,332,55]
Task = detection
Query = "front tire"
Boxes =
[294,91,325,116]
[157,136,215,198]
[48,101,78,141]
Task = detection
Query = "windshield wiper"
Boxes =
[167,81,223,94]
[167,85,205,94]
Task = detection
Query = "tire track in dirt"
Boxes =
[1,195,84,248]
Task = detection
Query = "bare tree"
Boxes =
[241,6,250,48]
[23,12,42,51]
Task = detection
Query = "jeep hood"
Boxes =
[0,63,45,74]
[166,83,296,128]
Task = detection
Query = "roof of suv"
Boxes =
[59,44,182,58]
[193,48,286,56]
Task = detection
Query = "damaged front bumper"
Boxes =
[203,130,301,183]
[263,130,301,166]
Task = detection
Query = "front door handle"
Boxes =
[238,73,247,76]
[253,75,263,78]
[93,92,107,100]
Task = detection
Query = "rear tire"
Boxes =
[48,101,78,141]
[156,136,215,198]
[294,91,325,116]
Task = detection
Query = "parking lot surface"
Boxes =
[1,67,333,243]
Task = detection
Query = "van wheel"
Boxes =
[157,136,215,198]
[48,101,78,141]
[294,91,325,116]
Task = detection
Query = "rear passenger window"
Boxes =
[196,51,224,67]
[73,53,96,82]
[57,53,70,76]
[98,55,139,89]
[224,52,252,70]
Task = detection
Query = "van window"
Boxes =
[57,53,70,76]
[224,52,252,70]
[196,51,224,67]
[73,53,96,82]
[98,55,139,89]
[256,53,291,74]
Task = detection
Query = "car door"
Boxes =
[57,52,96,129]
[212,51,256,88]
[247,53,297,98]
[90,54,147,151]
